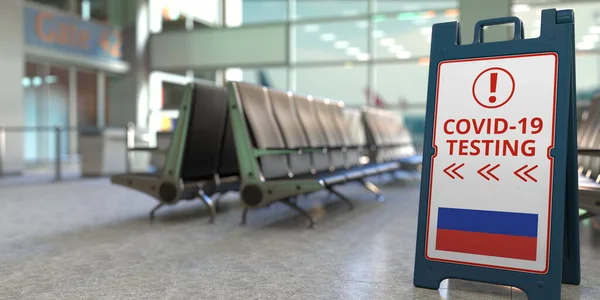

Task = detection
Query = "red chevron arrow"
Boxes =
[514,165,538,182]
[477,164,500,181]
[443,163,464,180]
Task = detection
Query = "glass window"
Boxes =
[373,62,428,113]
[161,82,187,110]
[194,70,217,83]
[373,10,457,59]
[294,20,368,63]
[374,0,457,13]
[226,0,288,27]
[388,108,425,152]
[81,0,109,23]
[30,0,71,11]
[512,2,600,97]
[513,2,600,50]
[23,63,70,163]
[575,55,600,93]
[373,62,427,151]
[150,0,222,32]
[295,64,367,106]
[292,0,367,20]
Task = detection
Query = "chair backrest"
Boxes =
[269,89,310,148]
[579,97,600,178]
[218,100,240,177]
[180,83,229,182]
[387,111,416,159]
[313,99,343,147]
[362,107,384,146]
[313,98,346,169]
[342,107,366,166]
[362,107,387,162]
[380,113,396,161]
[235,82,290,179]
[294,95,328,147]
[578,96,600,175]
[328,101,352,146]
[294,94,330,172]
[268,88,313,175]
[344,108,367,147]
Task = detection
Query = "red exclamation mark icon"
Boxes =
[489,72,498,103]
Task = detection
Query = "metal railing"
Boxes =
[0,124,141,183]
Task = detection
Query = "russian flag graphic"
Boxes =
[435,207,538,261]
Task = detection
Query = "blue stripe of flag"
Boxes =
[437,207,538,238]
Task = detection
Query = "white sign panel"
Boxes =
[425,53,558,274]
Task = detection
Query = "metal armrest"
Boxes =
[255,147,328,157]
[128,146,159,151]
[578,149,600,157]
[128,147,168,155]
[368,143,413,150]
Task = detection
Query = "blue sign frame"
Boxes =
[413,9,580,300]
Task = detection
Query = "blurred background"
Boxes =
[0,0,597,185]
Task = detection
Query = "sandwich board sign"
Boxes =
[413,9,580,300]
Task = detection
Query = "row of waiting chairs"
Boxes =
[111,81,421,227]
[577,95,600,220]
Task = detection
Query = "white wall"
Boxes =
[0,0,24,174]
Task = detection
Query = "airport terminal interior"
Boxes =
[3,0,600,299]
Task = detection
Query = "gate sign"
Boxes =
[426,53,557,273]
[413,9,581,300]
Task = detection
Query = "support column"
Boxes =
[459,0,513,45]
[68,67,78,158]
[39,63,51,162]
[106,0,150,135]
[96,71,106,128]
[0,0,24,174]
[67,0,78,14]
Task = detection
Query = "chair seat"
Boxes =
[579,174,595,183]
[343,168,365,181]
[362,164,381,176]
[122,171,160,177]
[579,176,600,190]
[378,162,400,173]
[291,169,347,186]
[397,155,422,169]
[320,173,348,186]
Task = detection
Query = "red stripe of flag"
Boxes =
[436,229,537,261]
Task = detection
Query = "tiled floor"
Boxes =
[0,176,598,299]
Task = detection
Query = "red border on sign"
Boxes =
[424,52,558,275]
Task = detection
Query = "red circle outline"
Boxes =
[471,67,515,109]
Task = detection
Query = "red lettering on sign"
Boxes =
[442,117,542,157]
[34,11,100,53]
[446,139,537,157]
[494,119,508,134]
[444,119,455,134]
[35,11,53,43]
[100,29,122,58]
[444,118,513,135]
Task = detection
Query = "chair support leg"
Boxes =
[326,187,354,211]
[198,191,216,224]
[240,208,248,226]
[281,198,316,229]
[579,211,595,221]
[361,179,384,202]
[213,192,225,212]
[150,203,164,221]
